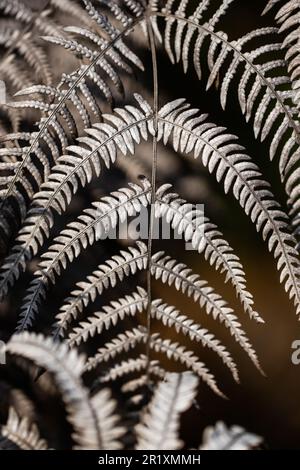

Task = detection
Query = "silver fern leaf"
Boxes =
[0,95,153,298]
[0,0,145,248]
[100,354,167,383]
[84,326,224,397]
[200,421,262,450]
[135,372,198,450]
[2,96,297,321]
[2,408,48,450]
[263,0,300,108]
[158,0,300,228]
[156,99,300,318]
[17,179,151,331]
[6,332,124,449]
[55,241,148,336]
[66,283,239,381]
[0,2,288,450]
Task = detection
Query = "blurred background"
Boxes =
[0,0,300,449]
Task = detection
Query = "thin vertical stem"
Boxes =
[145,15,158,382]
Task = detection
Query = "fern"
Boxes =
[0,0,143,250]
[0,0,93,135]
[18,179,151,330]
[7,332,124,449]
[100,354,167,383]
[200,421,263,450]
[67,284,239,381]
[263,0,300,108]
[158,0,300,227]
[135,371,198,450]
[2,332,263,450]
[2,96,298,323]
[0,0,299,451]
[84,326,224,396]
[2,408,48,450]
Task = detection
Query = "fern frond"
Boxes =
[0,2,288,448]
[121,375,150,394]
[85,328,223,397]
[55,241,147,337]
[156,188,261,323]
[200,421,262,450]
[1,408,47,450]
[262,2,300,227]
[149,334,224,397]
[0,0,91,33]
[100,354,166,383]
[135,372,198,450]
[0,1,145,247]
[17,180,151,331]
[6,332,124,449]
[12,32,53,86]
[263,0,300,107]
[158,4,300,223]
[85,326,147,371]
[157,99,300,318]
[151,252,261,372]
[66,278,239,380]
[0,95,153,298]
[82,0,144,70]
[68,287,147,347]
[0,0,94,128]
[151,299,239,382]
[89,389,125,450]
[0,54,32,92]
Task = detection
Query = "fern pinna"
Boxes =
[0,332,262,449]
[0,0,299,451]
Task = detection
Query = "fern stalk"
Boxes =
[145,14,159,383]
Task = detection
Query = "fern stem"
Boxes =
[145,16,159,383]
